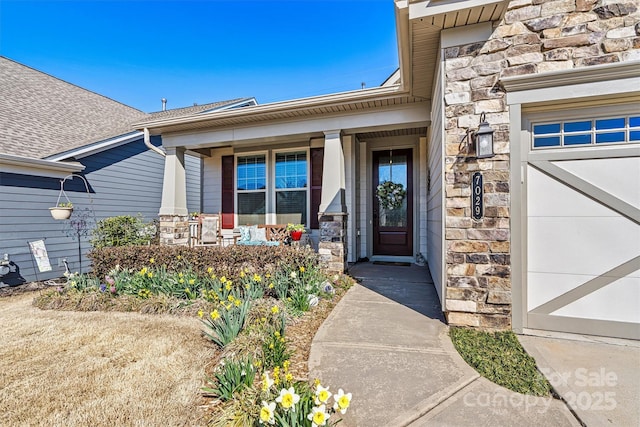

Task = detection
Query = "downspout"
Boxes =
[143,128,166,157]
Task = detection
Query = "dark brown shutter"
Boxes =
[221,155,234,229]
[310,147,323,229]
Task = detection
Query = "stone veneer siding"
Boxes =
[159,215,190,246]
[443,0,640,329]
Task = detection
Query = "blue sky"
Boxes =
[1,0,399,113]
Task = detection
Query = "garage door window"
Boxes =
[533,115,640,148]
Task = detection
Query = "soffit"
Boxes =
[407,0,508,99]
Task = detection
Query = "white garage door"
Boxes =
[523,105,640,340]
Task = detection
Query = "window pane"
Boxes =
[565,134,591,145]
[534,123,560,135]
[276,190,307,225]
[630,130,640,141]
[275,151,307,189]
[596,118,624,130]
[596,132,625,143]
[237,155,266,191]
[534,137,560,147]
[564,121,591,132]
[238,192,265,225]
[629,117,640,127]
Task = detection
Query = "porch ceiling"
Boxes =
[357,126,427,140]
[402,0,509,99]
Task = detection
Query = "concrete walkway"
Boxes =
[309,263,579,426]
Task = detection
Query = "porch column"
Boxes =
[318,130,348,274]
[159,147,189,246]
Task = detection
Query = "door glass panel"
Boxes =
[377,153,407,228]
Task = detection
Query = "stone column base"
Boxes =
[159,215,189,246]
[318,213,347,274]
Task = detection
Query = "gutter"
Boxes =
[134,84,408,130]
[144,128,166,157]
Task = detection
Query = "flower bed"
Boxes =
[36,247,355,426]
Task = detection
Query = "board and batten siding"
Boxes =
[426,54,445,303]
[0,137,201,283]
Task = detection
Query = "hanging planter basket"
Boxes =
[49,174,93,221]
[49,206,74,220]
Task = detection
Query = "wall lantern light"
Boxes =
[460,112,495,159]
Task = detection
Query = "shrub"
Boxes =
[89,245,319,279]
[91,215,156,248]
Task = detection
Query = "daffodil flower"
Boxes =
[333,389,352,414]
[210,310,220,320]
[262,372,274,391]
[197,310,204,318]
[314,384,332,405]
[308,404,330,427]
[275,387,300,412]
[271,305,279,314]
[259,401,276,425]
[149,258,155,264]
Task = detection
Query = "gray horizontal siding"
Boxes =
[0,136,201,283]
[185,154,202,214]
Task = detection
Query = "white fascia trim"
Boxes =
[134,85,407,130]
[45,131,144,161]
[197,97,259,114]
[503,60,640,93]
[504,61,640,105]
[0,153,85,178]
[395,0,411,92]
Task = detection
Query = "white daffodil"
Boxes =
[333,389,352,414]
[262,372,274,391]
[314,384,332,405]
[259,401,276,425]
[275,387,300,412]
[307,404,331,427]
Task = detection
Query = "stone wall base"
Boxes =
[159,215,189,246]
[446,311,512,331]
[318,213,347,274]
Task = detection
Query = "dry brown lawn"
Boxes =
[0,291,216,427]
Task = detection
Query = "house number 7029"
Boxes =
[471,172,483,221]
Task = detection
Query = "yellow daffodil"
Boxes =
[275,387,300,411]
[268,283,274,289]
[197,310,203,318]
[299,266,305,273]
[271,305,279,314]
[177,255,182,260]
[225,283,232,291]
[178,272,183,278]
[234,299,241,307]
[314,378,321,387]
[273,367,280,385]
[285,373,293,382]
[179,278,185,284]
[333,389,352,414]
[220,276,227,283]
[149,257,155,264]
[253,273,261,282]
[139,267,147,275]
[189,278,195,285]
[314,384,332,405]
[283,360,290,372]
[207,267,213,274]
[259,401,276,425]
[308,404,330,427]
[210,310,220,320]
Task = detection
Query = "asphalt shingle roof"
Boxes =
[0,57,247,160]
[0,57,148,159]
